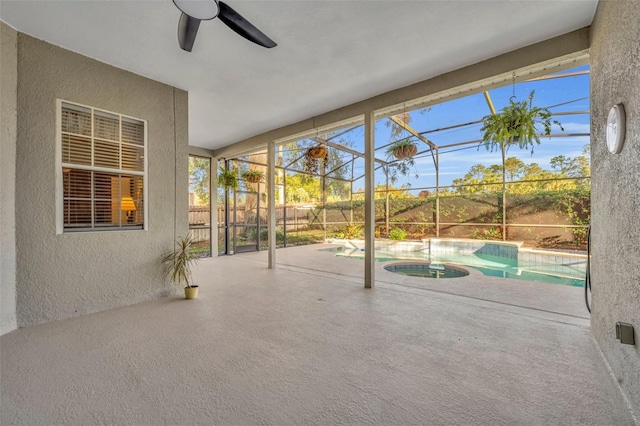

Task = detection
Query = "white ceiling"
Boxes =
[1,0,598,150]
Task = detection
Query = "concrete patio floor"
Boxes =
[1,244,637,425]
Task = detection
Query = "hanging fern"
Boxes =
[480,91,563,154]
[217,166,238,190]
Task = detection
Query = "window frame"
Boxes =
[56,99,148,234]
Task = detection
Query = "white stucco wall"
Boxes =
[590,0,640,415]
[14,33,189,327]
[1,22,18,335]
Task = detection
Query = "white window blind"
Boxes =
[59,101,146,232]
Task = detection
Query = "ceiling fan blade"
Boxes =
[178,12,201,52]
[217,1,277,48]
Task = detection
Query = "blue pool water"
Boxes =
[324,246,585,287]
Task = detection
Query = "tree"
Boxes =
[352,184,414,201]
[189,157,210,206]
[385,112,412,139]
[452,164,501,194]
[452,153,591,194]
[376,184,413,199]
[285,173,321,204]
[504,157,526,181]
[550,154,590,178]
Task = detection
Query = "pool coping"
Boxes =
[325,237,587,260]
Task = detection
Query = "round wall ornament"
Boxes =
[606,103,626,154]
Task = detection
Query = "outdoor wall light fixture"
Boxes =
[606,103,626,154]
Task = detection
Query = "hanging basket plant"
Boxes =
[217,166,238,190]
[303,145,329,175]
[388,138,418,159]
[242,169,265,184]
[480,90,563,154]
[385,138,419,184]
[308,145,328,159]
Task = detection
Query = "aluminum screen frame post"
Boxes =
[211,157,219,257]
[267,141,276,269]
[364,112,375,289]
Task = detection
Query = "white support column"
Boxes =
[364,112,375,289]
[211,158,219,256]
[267,141,276,269]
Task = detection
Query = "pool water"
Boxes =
[466,265,584,287]
[324,246,585,287]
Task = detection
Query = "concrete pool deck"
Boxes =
[1,244,636,425]
[279,243,591,321]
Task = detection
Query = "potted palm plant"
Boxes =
[242,169,265,184]
[161,234,200,299]
[480,90,563,154]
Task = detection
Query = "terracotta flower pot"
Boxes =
[392,144,417,159]
[245,175,262,183]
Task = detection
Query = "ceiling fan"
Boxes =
[173,0,277,52]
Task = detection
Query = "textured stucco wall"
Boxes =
[590,0,640,415]
[1,22,18,335]
[15,33,189,327]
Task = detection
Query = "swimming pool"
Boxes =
[324,245,586,287]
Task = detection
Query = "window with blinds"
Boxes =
[58,101,146,232]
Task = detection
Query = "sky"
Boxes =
[320,65,590,194]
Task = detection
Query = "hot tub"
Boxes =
[384,262,469,279]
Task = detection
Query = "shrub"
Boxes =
[389,228,407,240]
[243,227,284,242]
[469,227,503,240]
[335,224,362,239]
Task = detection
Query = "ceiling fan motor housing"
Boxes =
[173,0,219,20]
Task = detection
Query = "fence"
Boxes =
[344,183,589,250]
[189,204,321,236]
[191,183,589,251]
